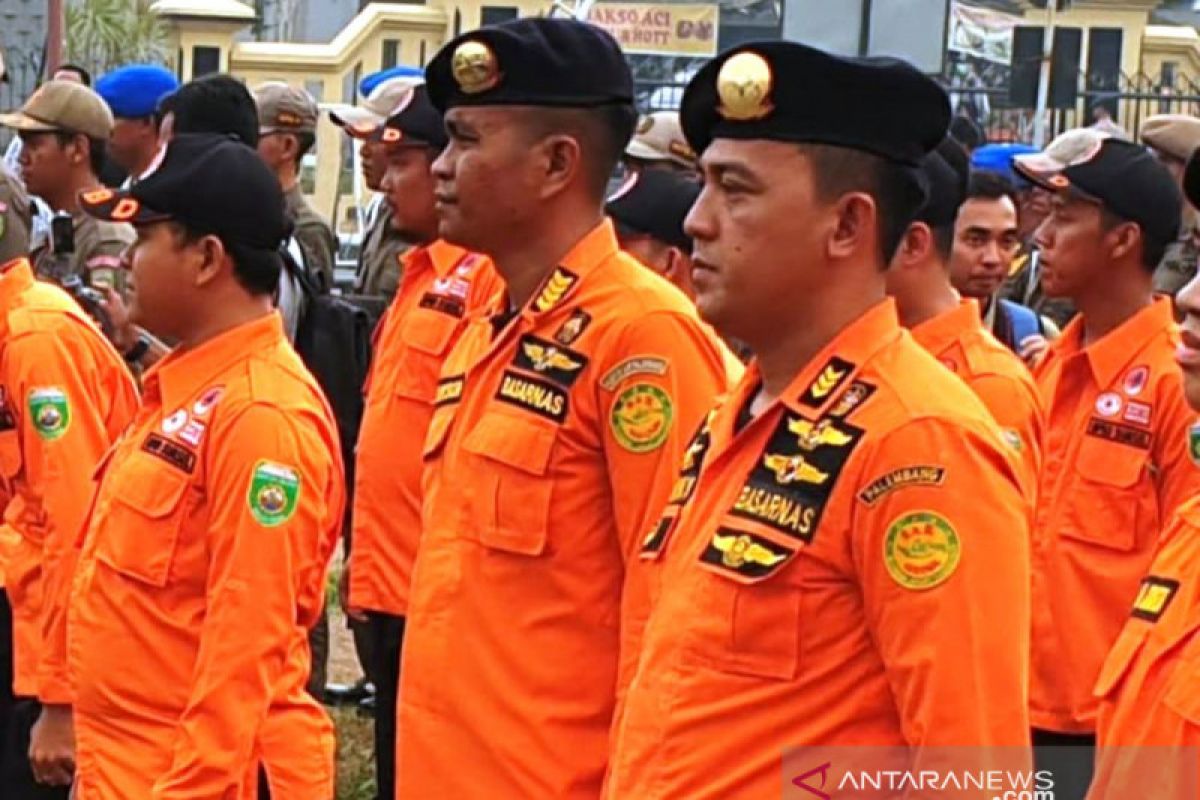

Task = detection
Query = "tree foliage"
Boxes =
[65,0,169,73]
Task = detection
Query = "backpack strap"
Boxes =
[999,298,1044,345]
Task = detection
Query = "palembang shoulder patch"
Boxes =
[883,510,961,590]
[248,460,301,527]
[611,383,673,453]
[28,387,70,440]
[600,356,669,391]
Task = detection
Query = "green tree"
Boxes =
[65,0,169,74]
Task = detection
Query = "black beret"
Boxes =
[606,169,701,251]
[79,133,287,251]
[917,138,970,228]
[1016,138,1181,245]
[369,83,447,150]
[680,41,950,165]
[426,18,634,112]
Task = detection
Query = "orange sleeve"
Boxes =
[9,328,128,704]
[969,372,1045,500]
[597,310,728,561]
[1152,371,1200,522]
[153,402,339,799]
[851,416,1032,749]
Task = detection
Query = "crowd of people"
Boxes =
[0,13,1197,800]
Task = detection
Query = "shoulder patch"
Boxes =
[858,465,946,506]
[600,355,669,391]
[532,267,579,314]
[610,383,673,453]
[435,375,465,407]
[28,387,70,440]
[1131,576,1179,622]
[248,460,302,527]
[798,356,855,409]
[883,510,961,590]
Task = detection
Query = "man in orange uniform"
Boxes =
[0,255,136,797]
[397,19,730,799]
[67,134,345,799]
[1013,137,1200,799]
[887,137,1044,491]
[1088,150,1200,799]
[347,82,500,800]
[605,42,1032,799]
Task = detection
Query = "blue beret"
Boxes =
[359,66,425,99]
[96,65,179,119]
[971,143,1037,186]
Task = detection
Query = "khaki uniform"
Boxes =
[1151,223,1199,299]
[284,184,337,293]
[355,203,407,300]
[0,165,31,266]
[30,211,134,295]
[1002,247,1077,329]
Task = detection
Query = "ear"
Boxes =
[663,246,687,279]
[827,192,877,262]
[280,134,301,163]
[892,223,932,271]
[536,133,583,200]
[193,234,230,288]
[69,133,89,166]
[1107,220,1141,263]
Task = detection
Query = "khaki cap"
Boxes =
[254,81,319,134]
[1140,114,1200,163]
[329,76,425,137]
[625,111,696,169]
[1012,127,1109,182]
[0,80,114,140]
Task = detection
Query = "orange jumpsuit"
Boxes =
[396,220,730,799]
[911,298,1044,495]
[0,258,137,705]
[350,240,500,616]
[1089,497,1200,799]
[606,300,1032,799]
[1031,298,1200,735]
[67,313,345,800]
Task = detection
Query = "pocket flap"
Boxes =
[1094,625,1149,698]
[462,411,556,477]
[400,312,457,357]
[1076,436,1148,488]
[110,458,190,518]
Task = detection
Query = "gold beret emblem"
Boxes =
[716,51,774,122]
[452,40,501,95]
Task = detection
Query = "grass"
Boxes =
[326,561,378,800]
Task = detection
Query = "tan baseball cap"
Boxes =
[1012,127,1109,185]
[0,80,114,140]
[625,111,696,169]
[254,82,319,135]
[1140,114,1200,163]
[329,76,425,137]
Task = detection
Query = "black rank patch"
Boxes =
[1086,417,1152,450]
[798,356,856,409]
[513,335,589,387]
[142,433,197,474]
[728,412,864,542]
[1131,576,1180,622]
[0,387,15,432]
[435,375,465,408]
[700,527,795,580]
[418,292,466,318]
[641,517,674,556]
[495,370,569,423]
[642,413,717,557]
[554,308,593,346]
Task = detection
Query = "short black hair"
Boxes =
[55,63,92,86]
[171,220,281,296]
[948,115,984,151]
[798,143,927,265]
[1099,206,1168,272]
[520,104,639,200]
[966,170,1019,207]
[930,223,955,262]
[53,131,106,177]
[160,74,259,147]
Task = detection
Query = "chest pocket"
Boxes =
[394,312,460,403]
[461,411,557,557]
[93,454,191,587]
[1064,436,1153,552]
[688,524,803,681]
